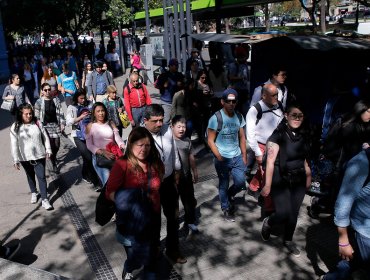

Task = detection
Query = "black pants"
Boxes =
[178,172,197,225]
[73,137,100,186]
[268,180,306,241]
[49,137,60,167]
[159,173,180,253]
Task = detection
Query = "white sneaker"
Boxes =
[42,199,52,210]
[31,193,39,204]
[188,223,199,233]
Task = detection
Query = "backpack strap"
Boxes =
[254,101,284,125]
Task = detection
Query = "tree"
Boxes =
[298,0,320,32]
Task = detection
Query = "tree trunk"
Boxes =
[320,0,326,33]
[265,4,270,32]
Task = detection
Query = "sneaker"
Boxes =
[223,210,235,222]
[42,199,53,210]
[122,271,134,280]
[82,178,93,184]
[284,241,301,257]
[188,223,199,233]
[3,242,21,260]
[30,192,39,204]
[261,217,271,241]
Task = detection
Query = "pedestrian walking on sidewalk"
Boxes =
[260,104,311,257]
[34,83,66,174]
[10,103,53,210]
[106,127,164,280]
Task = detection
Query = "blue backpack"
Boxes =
[76,106,91,140]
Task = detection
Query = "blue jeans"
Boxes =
[214,154,246,211]
[324,231,370,279]
[116,231,156,280]
[92,155,110,187]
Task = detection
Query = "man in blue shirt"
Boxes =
[57,63,79,106]
[207,88,247,222]
[89,61,113,102]
[322,150,370,279]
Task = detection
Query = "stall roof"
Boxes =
[188,32,287,44]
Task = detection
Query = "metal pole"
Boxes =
[144,0,151,43]
[186,0,192,53]
[173,0,182,71]
[163,0,170,64]
[118,23,126,74]
[168,0,176,60]
[179,0,187,73]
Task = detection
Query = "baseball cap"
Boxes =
[222,88,238,100]
[168,58,179,66]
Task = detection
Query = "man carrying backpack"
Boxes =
[89,61,114,102]
[207,88,247,222]
[246,84,284,199]
[123,72,152,128]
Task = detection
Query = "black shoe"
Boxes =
[228,191,236,214]
[223,210,235,222]
[247,188,259,200]
[165,250,187,264]
[261,217,271,241]
[284,241,301,257]
[3,242,21,260]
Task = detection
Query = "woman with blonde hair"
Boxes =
[103,85,125,136]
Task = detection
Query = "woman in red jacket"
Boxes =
[106,127,164,280]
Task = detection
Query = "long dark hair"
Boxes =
[342,99,370,127]
[124,127,164,178]
[91,102,108,123]
[14,103,36,133]
[72,88,88,106]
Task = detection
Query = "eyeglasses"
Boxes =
[289,113,304,120]
[44,88,51,92]
[225,99,237,104]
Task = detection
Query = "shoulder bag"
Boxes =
[1,99,15,112]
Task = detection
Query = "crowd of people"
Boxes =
[1,40,370,280]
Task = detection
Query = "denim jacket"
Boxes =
[334,150,370,238]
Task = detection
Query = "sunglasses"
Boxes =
[225,99,237,104]
[44,88,51,92]
[289,113,304,120]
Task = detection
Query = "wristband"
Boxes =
[338,243,350,247]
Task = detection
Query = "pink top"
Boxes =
[86,122,125,155]
[132,54,141,69]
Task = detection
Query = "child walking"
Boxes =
[171,115,199,233]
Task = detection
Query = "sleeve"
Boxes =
[240,114,246,128]
[38,122,52,154]
[85,126,100,155]
[10,124,20,164]
[57,74,62,85]
[113,126,125,147]
[246,107,263,157]
[250,86,262,107]
[207,114,218,131]
[34,100,41,120]
[123,86,133,121]
[334,151,369,227]
[57,100,66,126]
[2,85,10,99]
[73,71,78,81]
[66,105,77,126]
[105,159,127,200]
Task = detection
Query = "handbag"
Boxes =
[119,111,130,128]
[96,153,115,169]
[1,99,15,112]
[95,187,115,226]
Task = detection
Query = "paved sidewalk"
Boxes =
[0,77,340,280]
